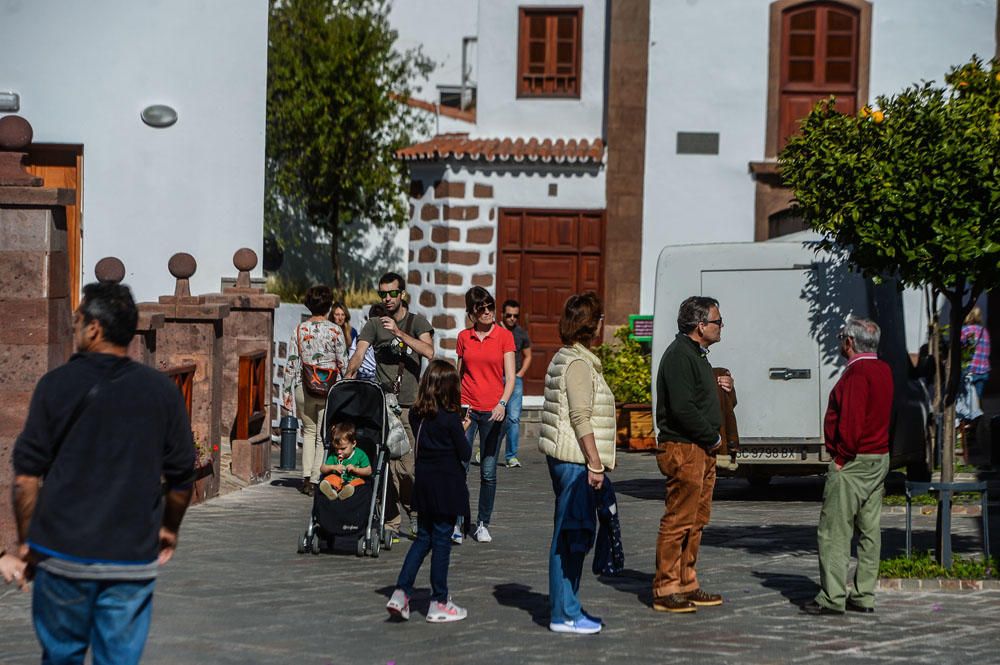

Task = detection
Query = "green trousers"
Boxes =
[815,454,889,611]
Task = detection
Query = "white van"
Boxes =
[651,234,931,485]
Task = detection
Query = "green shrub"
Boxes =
[879,551,997,579]
[594,326,652,404]
[882,491,981,506]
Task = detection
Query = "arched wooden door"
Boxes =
[496,208,605,395]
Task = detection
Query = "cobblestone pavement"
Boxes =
[1,446,997,665]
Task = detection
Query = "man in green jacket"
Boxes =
[652,296,733,613]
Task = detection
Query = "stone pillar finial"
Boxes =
[0,115,43,187]
[232,248,257,290]
[168,252,197,298]
[94,257,126,284]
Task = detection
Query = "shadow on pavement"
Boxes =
[270,477,305,491]
[751,571,820,606]
[595,568,654,608]
[492,583,549,628]
[613,476,826,503]
[702,524,817,555]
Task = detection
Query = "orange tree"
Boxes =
[779,56,1000,490]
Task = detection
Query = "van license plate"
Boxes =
[736,448,798,460]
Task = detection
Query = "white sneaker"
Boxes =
[386,588,410,621]
[426,598,468,623]
[451,526,463,545]
[472,523,492,543]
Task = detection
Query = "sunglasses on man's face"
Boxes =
[504,311,519,319]
[378,289,402,299]
[703,318,723,327]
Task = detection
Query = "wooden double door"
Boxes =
[496,208,605,396]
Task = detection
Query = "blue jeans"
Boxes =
[466,410,502,525]
[395,516,453,602]
[972,373,989,399]
[547,457,588,624]
[501,378,524,463]
[32,568,155,665]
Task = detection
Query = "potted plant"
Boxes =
[595,326,655,450]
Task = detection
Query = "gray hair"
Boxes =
[677,296,720,334]
[842,316,880,353]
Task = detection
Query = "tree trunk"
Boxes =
[328,202,342,292]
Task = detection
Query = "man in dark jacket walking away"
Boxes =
[652,296,733,613]
[12,282,195,664]
[802,317,893,616]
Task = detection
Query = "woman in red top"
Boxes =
[455,286,515,544]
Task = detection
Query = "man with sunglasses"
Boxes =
[652,296,732,614]
[499,299,532,468]
[346,272,434,538]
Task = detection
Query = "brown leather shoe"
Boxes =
[685,588,723,606]
[303,480,315,497]
[652,594,697,613]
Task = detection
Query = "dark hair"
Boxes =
[559,292,603,346]
[465,286,495,315]
[411,359,461,420]
[79,282,138,347]
[329,420,356,446]
[501,299,520,311]
[368,303,387,319]
[378,272,405,291]
[677,296,720,334]
[304,285,333,316]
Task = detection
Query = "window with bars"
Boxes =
[779,3,859,148]
[517,8,582,98]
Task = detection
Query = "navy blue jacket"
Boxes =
[409,408,471,522]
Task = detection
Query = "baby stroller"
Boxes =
[296,379,393,558]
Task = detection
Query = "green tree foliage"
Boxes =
[267,0,432,289]
[595,326,652,404]
[780,56,1000,484]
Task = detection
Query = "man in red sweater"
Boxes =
[803,316,894,616]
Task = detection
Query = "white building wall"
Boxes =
[640,0,996,313]
[390,0,479,103]
[474,0,607,139]
[0,0,268,303]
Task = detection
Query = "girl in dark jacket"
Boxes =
[386,359,472,623]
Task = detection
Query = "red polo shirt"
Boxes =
[456,324,515,410]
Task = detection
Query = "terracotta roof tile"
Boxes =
[397,133,605,165]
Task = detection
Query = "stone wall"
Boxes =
[405,175,498,357]
[0,188,74,551]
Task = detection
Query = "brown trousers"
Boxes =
[653,442,717,598]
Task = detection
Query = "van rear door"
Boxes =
[701,267,821,440]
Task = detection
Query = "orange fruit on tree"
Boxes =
[872,110,885,124]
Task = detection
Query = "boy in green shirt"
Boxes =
[319,421,372,500]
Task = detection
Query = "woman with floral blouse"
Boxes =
[282,285,348,496]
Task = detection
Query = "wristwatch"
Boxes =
[498,400,507,407]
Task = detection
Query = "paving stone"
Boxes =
[1,446,997,664]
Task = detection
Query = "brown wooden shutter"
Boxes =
[778,3,858,149]
[518,8,582,98]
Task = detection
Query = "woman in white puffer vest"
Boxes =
[538,292,616,635]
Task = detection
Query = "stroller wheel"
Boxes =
[297,534,308,555]
[371,536,381,558]
[356,537,366,558]
[382,528,393,551]
[310,536,321,555]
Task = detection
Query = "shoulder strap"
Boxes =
[393,313,415,395]
[50,357,129,466]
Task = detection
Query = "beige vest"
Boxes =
[538,343,617,469]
